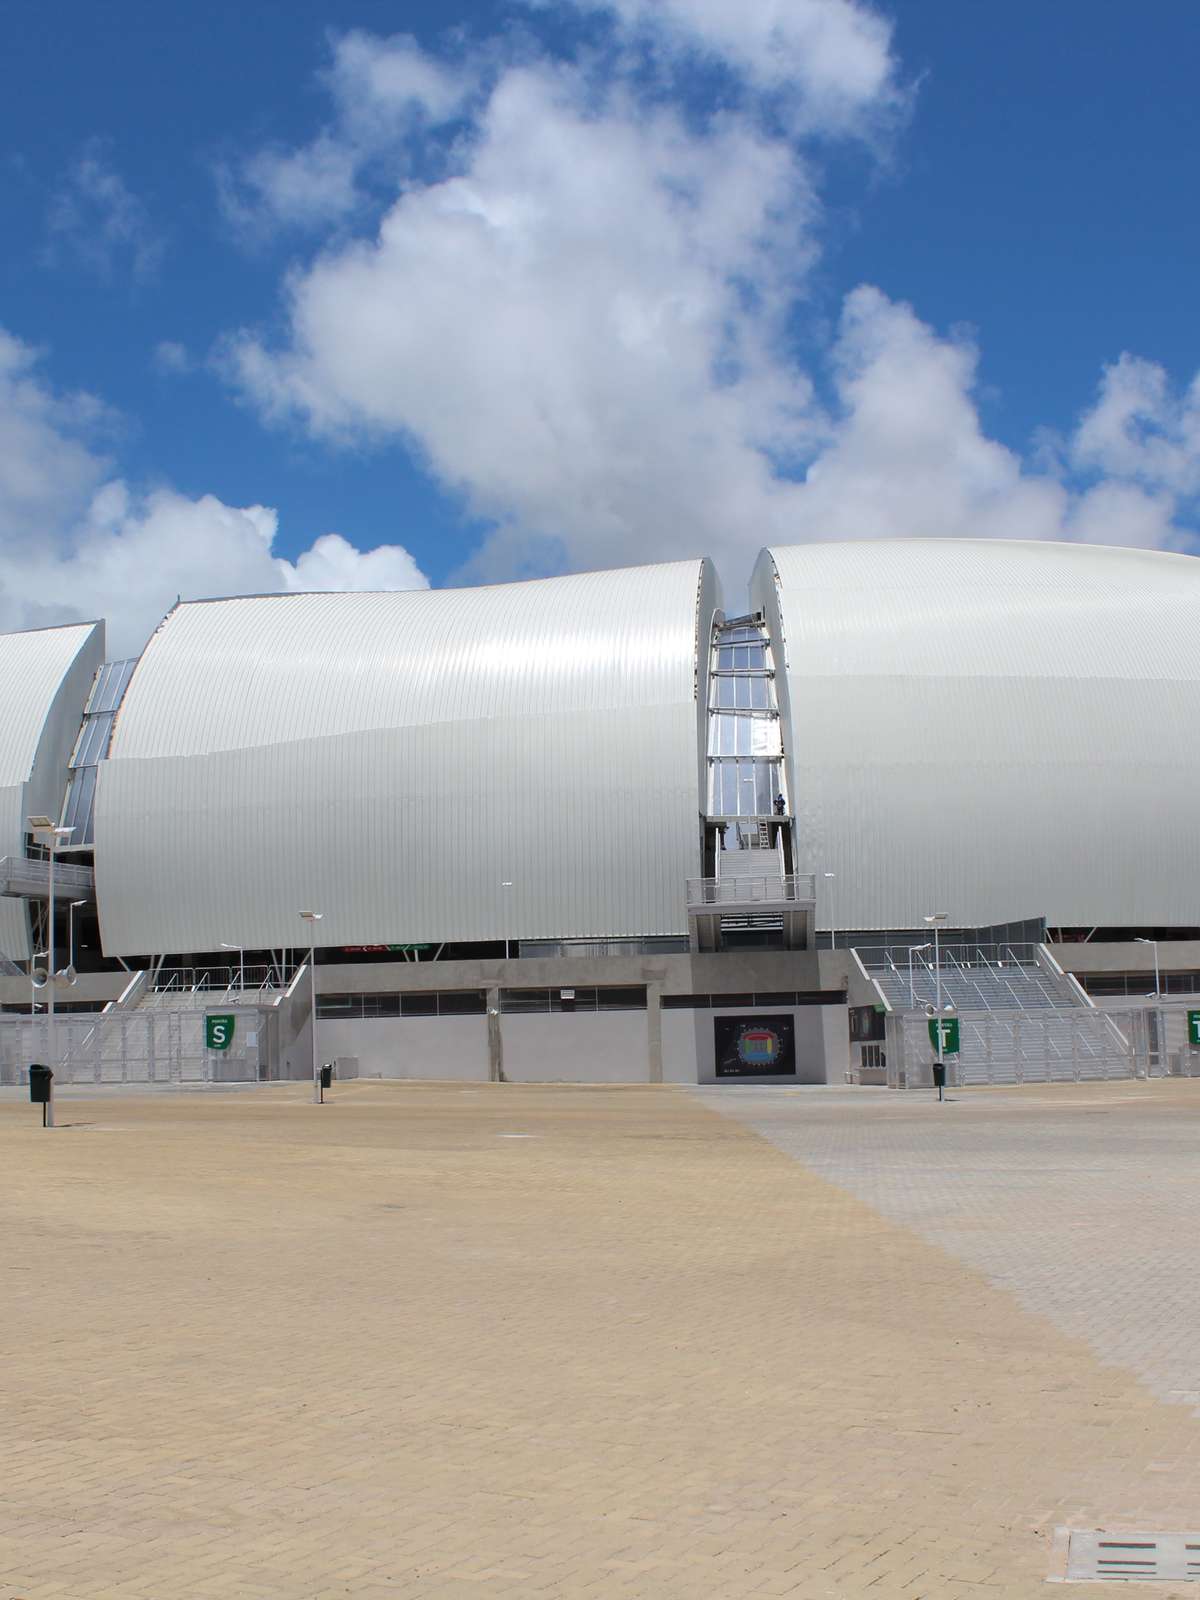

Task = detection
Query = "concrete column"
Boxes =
[646,983,664,1083]
[486,986,505,1082]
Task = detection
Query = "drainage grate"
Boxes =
[1067,1531,1200,1582]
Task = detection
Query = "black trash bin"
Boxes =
[931,1062,946,1101]
[319,1065,333,1090]
[29,1063,54,1125]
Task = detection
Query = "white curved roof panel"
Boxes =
[753,539,1200,930]
[0,621,105,960]
[96,561,715,954]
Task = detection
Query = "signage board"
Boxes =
[1188,1011,1200,1047]
[714,1014,795,1078]
[928,1017,960,1055]
[205,1014,235,1052]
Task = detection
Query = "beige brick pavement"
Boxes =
[1,1080,1198,1598]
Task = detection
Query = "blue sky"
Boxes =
[2,0,1198,649]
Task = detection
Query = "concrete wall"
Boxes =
[499,1011,649,1083]
[317,1017,488,1080]
[663,1004,844,1085]
[311,949,846,1085]
[315,948,831,997]
[1053,940,1200,974]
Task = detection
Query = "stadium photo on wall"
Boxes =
[713,1015,795,1078]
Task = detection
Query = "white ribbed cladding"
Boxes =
[96,561,715,955]
[0,621,105,959]
[752,539,1200,931]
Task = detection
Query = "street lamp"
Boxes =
[824,872,836,951]
[299,911,323,1102]
[220,941,245,994]
[1135,936,1160,998]
[908,942,932,1009]
[66,900,87,981]
[29,817,73,1077]
[924,913,949,1086]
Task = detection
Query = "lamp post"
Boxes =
[1135,936,1160,998]
[908,942,932,1009]
[299,911,323,1102]
[924,913,949,1085]
[29,817,73,1082]
[220,941,245,994]
[67,899,87,979]
[824,871,836,952]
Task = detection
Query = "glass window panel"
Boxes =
[596,986,647,1010]
[754,762,772,813]
[722,763,739,815]
[661,994,708,1009]
[316,994,360,1018]
[438,990,486,1014]
[361,993,400,1018]
[562,988,597,1011]
[751,719,781,756]
[70,715,114,769]
[712,677,735,708]
[400,992,437,1016]
[500,989,552,1013]
[751,677,769,709]
[733,645,748,669]
[744,643,766,669]
[86,658,137,715]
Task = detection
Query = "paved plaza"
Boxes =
[2,1079,1200,1598]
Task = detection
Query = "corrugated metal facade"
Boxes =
[753,539,1200,930]
[96,562,715,955]
[0,621,105,960]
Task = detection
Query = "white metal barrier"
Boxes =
[0,1008,266,1087]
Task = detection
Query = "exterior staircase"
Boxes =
[860,944,1136,1085]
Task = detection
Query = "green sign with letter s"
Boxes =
[205,1014,235,1052]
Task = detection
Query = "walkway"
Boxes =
[1,1080,1198,1598]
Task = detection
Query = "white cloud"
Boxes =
[219,30,477,233]
[46,142,163,282]
[153,340,191,375]
[227,55,822,583]
[1071,353,1200,498]
[556,0,902,134]
[0,329,428,655]
[772,287,1194,555]
[223,12,1200,597]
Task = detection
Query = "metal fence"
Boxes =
[884,1006,1154,1088]
[0,1008,269,1087]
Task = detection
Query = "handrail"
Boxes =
[849,947,891,1012]
[686,873,816,907]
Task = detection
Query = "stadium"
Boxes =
[2,536,1199,1090]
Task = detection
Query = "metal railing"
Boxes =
[862,942,1041,972]
[871,942,1077,1014]
[687,873,816,908]
[885,1006,1148,1088]
[0,855,95,898]
[149,965,287,998]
